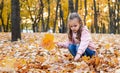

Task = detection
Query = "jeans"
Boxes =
[68,44,95,57]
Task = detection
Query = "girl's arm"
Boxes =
[77,27,91,55]
[56,41,71,48]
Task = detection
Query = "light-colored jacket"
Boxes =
[57,26,96,55]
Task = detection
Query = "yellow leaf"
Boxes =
[105,43,110,49]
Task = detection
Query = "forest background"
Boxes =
[0,0,120,34]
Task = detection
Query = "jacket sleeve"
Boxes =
[77,27,91,55]
[57,41,71,48]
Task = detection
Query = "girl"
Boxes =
[56,12,96,61]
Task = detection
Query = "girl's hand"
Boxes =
[55,42,63,48]
[74,54,81,61]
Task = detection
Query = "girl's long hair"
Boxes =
[67,12,83,42]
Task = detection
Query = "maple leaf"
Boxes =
[41,33,55,51]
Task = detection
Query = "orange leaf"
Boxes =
[95,57,100,66]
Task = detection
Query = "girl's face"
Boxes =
[68,18,80,33]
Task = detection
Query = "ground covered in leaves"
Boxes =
[0,33,120,73]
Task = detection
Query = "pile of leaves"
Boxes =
[0,33,120,73]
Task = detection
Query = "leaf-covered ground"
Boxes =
[0,33,120,73]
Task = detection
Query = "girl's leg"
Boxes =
[68,44,77,57]
[76,45,95,57]
[85,48,95,57]
[68,44,95,57]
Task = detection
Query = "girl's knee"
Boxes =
[68,44,75,50]
[84,48,96,57]
[68,44,77,57]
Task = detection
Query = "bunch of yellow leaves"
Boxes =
[41,33,55,51]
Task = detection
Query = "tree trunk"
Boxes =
[46,0,50,31]
[1,16,5,32]
[59,3,66,33]
[21,24,24,32]
[40,0,45,32]
[53,0,60,33]
[41,11,45,32]
[114,1,117,34]
[91,24,94,33]
[75,0,78,12]
[115,0,119,34]
[0,0,5,32]
[102,23,106,33]
[32,23,36,32]
[0,0,10,32]
[80,0,82,9]
[68,0,74,13]
[93,0,99,33]
[0,25,2,32]
[6,13,10,32]
[108,0,115,34]
[11,0,21,41]
[117,0,120,34]
[84,0,87,25]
